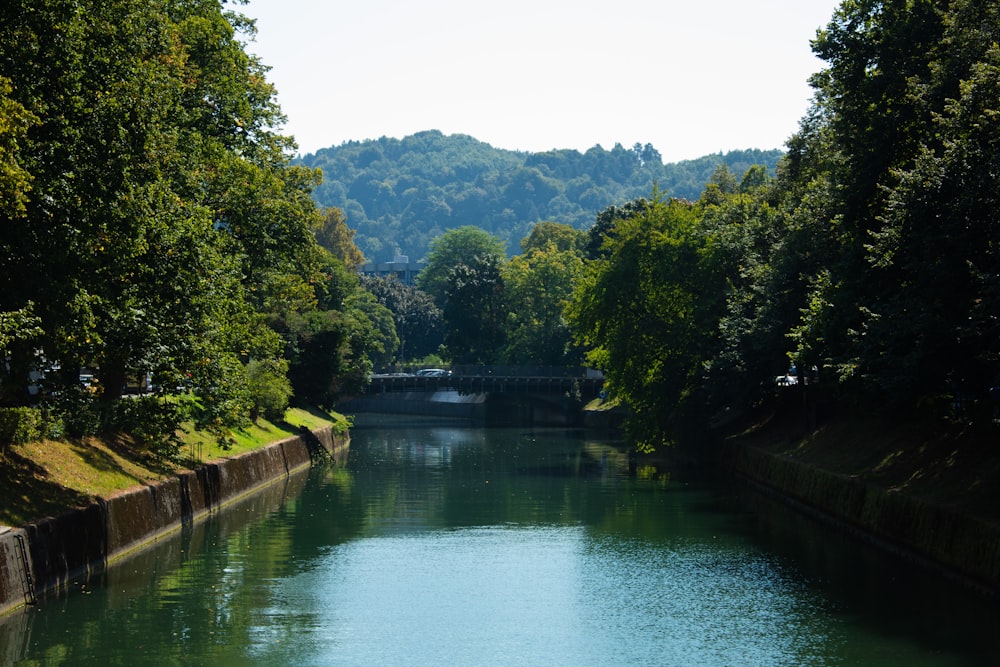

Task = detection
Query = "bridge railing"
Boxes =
[450,365,602,379]
[367,366,604,395]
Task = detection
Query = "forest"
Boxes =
[1,0,998,456]
[300,133,781,262]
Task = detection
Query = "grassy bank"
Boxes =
[0,407,349,527]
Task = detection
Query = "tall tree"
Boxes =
[502,244,585,366]
[316,206,365,270]
[0,0,339,444]
[568,196,721,447]
[361,275,443,364]
[519,221,587,255]
[416,225,507,306]
[443,254,507,365]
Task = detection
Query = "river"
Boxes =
[2,421,998,666]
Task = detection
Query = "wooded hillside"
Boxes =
[299,132,781,261]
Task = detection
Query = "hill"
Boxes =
[298,131,782,262]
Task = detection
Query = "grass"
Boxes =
[0,406,347,528]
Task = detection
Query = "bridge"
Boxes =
[367,365,605,396]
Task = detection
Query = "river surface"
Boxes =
[2,421,999,666]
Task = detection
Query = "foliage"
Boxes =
[245,358,293,423]
[0,75,36,218]
[344,290,399,371]
[567,196,721,448]
[316,206,366,270]
[360,275,443,364]
[563,0,1000,449]
[501,243,585,365]
[0,0,385,447]
[416,226,507,306]
[301,131,782,263]
[520,221,587,255]
[111,395,184,461]
[0,407,46,447]
[443,254,507,365]
[42,385,105,439]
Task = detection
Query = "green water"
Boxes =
[2,423,998,666]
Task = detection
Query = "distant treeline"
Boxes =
[298,132,782,262]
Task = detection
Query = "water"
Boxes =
[2,423,999,666]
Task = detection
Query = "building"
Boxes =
[359,255,423,285]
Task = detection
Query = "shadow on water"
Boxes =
[697,473,1000,664]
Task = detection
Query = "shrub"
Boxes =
[45,385,103,437]
[246,359,293,423]
[0,407,45,448]
[111,395,183,461]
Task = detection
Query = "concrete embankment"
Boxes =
[0,426,348,616]
[724,440,1000,597]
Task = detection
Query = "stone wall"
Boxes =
[0,427,347,616]
[725,442,1000,597]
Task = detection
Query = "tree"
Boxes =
[416,226,507,306]
[443,254,507,364]
[0,76,35,218]
[502,244,585,366]
[316,206,365,270]
[568,196,721,448]
[583,199,650,260]
[861,42,1000,408]
[361,275,443,363]
[519,221,586,255]
[344,290,399,371]
[0,0,348,446]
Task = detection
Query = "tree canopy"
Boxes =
[0,0,390,450]
[565,0,1000,446]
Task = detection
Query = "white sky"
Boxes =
[238,0,842,163]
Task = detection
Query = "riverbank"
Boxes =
[720,403,1000,597]
[0,413,350,616]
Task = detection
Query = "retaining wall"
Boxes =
[725,442,1000,597]
[0,426,347,616]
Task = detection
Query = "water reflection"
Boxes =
[2,424,998,666]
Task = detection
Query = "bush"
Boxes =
[45,385,103,437]
[112,396,183,461]
[246,359,293,423]
[0,407,45,447]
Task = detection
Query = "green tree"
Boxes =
[519,221,587,255]
[502,244,585,365]
[584,199,650,260]
[568,196,721,448]
[344,290,399,371]
[0,0,343,446]
[862,41,1000,407]
[316,206,366,270]
[0,76,35,218]
[246,358,293,423]
[361,275,444,364]
[443,254,507,364]
[416,225,507,306]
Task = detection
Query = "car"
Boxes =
[415,368,452,377]
[775,374,798,386]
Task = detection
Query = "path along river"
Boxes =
[2,420,998,666]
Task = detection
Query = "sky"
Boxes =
[239,0,843,163]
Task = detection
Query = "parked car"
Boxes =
[415,368,452,377]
